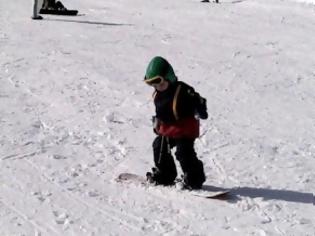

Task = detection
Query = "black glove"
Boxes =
[196,96,208,119]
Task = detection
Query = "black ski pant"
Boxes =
[152,136,206,187]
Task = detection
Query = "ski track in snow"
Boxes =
[1,160,144,234]
[1,0,315,235]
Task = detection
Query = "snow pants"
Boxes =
[152,136,206,188]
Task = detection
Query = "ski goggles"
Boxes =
[144,76,165,86]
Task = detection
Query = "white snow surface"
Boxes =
[1,0,315,235]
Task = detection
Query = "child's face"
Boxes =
[153,80,169,92]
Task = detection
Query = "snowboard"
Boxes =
[39,9,79,16]
[116,173,230,199]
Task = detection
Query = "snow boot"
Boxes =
[32,15,43,20]
[146,167,175,186]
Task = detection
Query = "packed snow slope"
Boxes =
[1,0,315,235]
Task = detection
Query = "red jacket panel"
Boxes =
[157,117,200,139]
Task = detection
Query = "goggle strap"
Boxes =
[145,76,164,84]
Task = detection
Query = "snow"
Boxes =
[1,0,315,235]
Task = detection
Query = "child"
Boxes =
[144,56,208,189]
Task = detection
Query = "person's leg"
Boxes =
[175,138,206,189]
[32,0,43,19]
[149,136,177,185]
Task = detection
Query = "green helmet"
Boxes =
[144,56,177,83]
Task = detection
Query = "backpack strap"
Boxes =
[172,84,182,121]
[152,90,157,100]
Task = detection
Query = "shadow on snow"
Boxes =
[45,18,133,26]
[203,185,314,205]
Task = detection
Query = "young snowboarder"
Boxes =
[144,56,208,189]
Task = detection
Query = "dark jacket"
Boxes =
[154,81,207,138]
